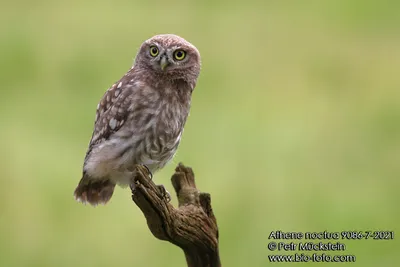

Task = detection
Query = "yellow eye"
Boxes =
[174,50,186,61]
[149,46,159,57]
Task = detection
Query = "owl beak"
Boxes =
[160,56,169,71]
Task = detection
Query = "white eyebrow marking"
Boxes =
[117,82,122,89]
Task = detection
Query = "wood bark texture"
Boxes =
[131,163,221,267]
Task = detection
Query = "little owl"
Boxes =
[74,34,201,205]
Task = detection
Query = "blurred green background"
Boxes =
[1,0,399,266]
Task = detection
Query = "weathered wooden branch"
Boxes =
[131,163,221,267]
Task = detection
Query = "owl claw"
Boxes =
[142,164,153,180]
[130,181,137,192]
[164,189,171,203]
[156,185,171,202]
[130,165,152,193]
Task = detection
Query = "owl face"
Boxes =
[135,34,201,81]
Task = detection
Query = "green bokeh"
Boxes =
[1,0,399,266]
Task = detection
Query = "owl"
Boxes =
[74,34,201,205]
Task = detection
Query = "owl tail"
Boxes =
[74,175,116,206]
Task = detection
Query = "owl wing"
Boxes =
[85,80,135,159]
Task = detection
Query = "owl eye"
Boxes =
[149,46,159,57]
[174,50,186,61]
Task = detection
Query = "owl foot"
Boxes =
[129,182,136,193]
[141,164,153,180]
[156,185,171,203]
[130,165,152,193]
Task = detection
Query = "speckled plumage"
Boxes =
[74,34,201,205]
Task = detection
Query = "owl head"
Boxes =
[134,34,201,82]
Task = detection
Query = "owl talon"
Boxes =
[156,185,171,202]
[142,164,153,180]
[130,181,137,192]
[164,190,171,202]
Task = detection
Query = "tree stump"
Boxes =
[130,163,221,267]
